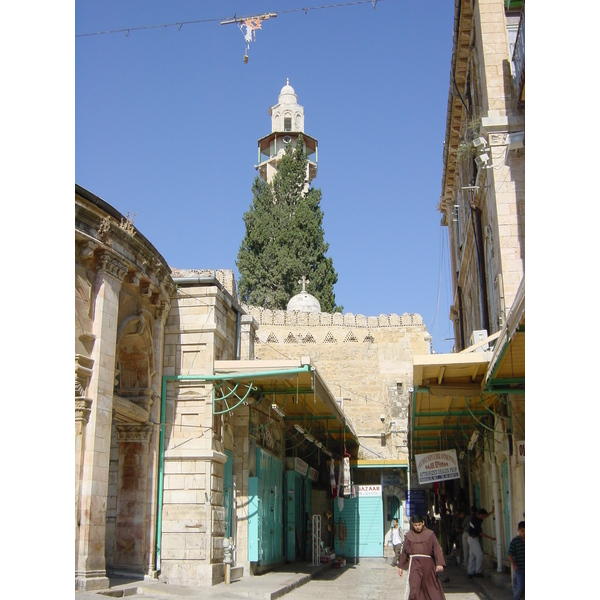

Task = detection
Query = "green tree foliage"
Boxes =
[237,136,341,313]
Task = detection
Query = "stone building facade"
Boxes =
[242,282,433,540]
[246,305,431,463]
[411,0,525,574]
[75,185,174,590]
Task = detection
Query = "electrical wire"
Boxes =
[76,0,385,38]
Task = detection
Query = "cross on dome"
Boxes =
[298,276,309,292]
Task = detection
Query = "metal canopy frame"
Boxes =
[410,280,525,458]
[213,358,359,459]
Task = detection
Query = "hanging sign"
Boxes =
[355,484,381,497]
[405,489,427,516]
[415,450,460,484]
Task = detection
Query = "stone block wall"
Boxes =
[160,279,241,586]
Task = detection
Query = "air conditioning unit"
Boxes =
[470,329,489,352]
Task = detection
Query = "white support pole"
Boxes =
[311,515,321,566]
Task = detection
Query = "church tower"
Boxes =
[256,79,318,184]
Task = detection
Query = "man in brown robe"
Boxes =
[398,514,446,600]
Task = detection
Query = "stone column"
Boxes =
[75,354,94,568]
[239,314,258,360]
[114,423,153,572]
[76,251,126,591]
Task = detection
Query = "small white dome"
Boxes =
[279,78,298,104]
[287,292,321,313]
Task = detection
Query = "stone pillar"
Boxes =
[114,423,153,572]
[76,252,126,591]
[75,354,94,569]
[239,314,258,360]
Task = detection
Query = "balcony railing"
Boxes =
[512,7,525,102]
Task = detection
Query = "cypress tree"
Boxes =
[236,136,341,313]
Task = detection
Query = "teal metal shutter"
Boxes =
[249,448,284,566]
[334,488,384,558]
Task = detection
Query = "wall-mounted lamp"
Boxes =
[474,153,490,168]
[472,136,488,150]
[271,404,285,418]
[294,424,305,435]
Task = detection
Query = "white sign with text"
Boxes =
[415,450,461,484]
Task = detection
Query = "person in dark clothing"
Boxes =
[398,514,446,600]
[453,509,466,564]
[467,507,495,578]
[508,521,525,599]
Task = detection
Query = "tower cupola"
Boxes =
[256,79,318,183]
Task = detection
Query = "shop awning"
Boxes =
[411,351,498,456]
[410,279,525,457]
[486,279,525,394]
[213,357,359,459]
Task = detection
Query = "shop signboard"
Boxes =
[415,450,460,484]
[405,489,427,516]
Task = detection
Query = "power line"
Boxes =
[75,0,383,38]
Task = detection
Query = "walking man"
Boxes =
[467,507,496,579]
[398,514,446,600]
[388,518,404,566]
[508,521,525,599]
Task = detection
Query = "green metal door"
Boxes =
[388,495,400,521]
[285,470,304,561]
[248,447,283,566]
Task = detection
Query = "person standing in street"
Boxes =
[453,509,466,564]
[387,518,404,567]
[508,521,525,599]
[467,506,496,579]
[398,514,446,600]
[461,506,476,565]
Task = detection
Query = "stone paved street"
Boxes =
[276,557,511,600]
[76,555,514,600]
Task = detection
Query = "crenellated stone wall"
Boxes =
[244,304,432,462]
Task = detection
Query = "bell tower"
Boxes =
[256,79,318,184]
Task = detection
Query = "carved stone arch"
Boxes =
[115,313,154,395]
[75,265,94,356]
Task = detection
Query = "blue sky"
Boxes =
[75,0,457,352]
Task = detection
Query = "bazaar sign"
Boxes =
[415,450,460,484]
[355,484,382,497]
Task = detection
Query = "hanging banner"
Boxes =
[415,450,460,484]
[405,489,427,517]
